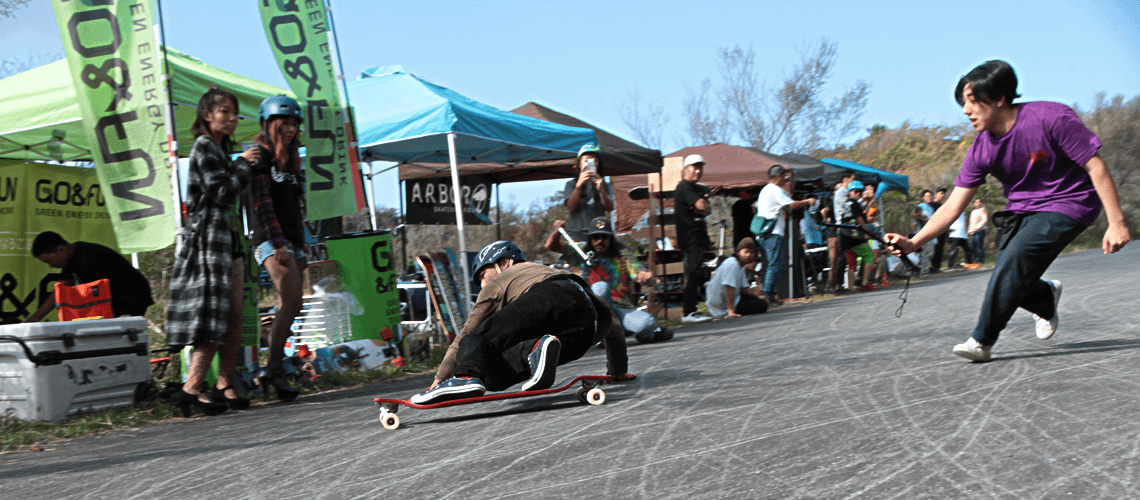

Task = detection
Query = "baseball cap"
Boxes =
[578,143,601,157]
[683,154,706,167]
[588,216,614,237]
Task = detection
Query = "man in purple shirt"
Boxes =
[886,60,1130,362]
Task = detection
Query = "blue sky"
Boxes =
[3,0,1139,210]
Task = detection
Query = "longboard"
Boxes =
[443,247,468,318]
[430,251,467,325]
[374,375,613,430]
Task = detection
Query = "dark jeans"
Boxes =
[971,212,1086,346]
[682,246,706,315]
[946,237,971,267]
[454,280,601,391]
[759,233,786,301]
[969,229,987,263]
[931,232,948,270]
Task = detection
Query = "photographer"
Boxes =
[562,144,614,241]
[754,165,816,303]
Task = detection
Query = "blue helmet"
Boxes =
[259,95,303,124]
[471,241,526,286]
[847,180,865,191]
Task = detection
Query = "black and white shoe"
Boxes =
[521,335,560,391]
[409,377,485,405]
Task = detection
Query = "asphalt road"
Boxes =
[3,244,1138,500]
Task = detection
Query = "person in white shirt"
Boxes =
[967,198,989,263]
[754,164,816,302]
[705,238,768,318]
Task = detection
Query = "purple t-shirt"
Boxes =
[955,101,1103,225]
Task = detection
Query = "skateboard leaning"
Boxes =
[374,375,613,430]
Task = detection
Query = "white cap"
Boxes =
[683,154,706,167]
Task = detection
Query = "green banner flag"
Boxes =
[259,0,360,220]
[0,161,120,323]
[51,0,175,254]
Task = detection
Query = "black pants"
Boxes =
[735,295,769,316]
[681,246,706,315]
[931,232,948,270]
[454,280,601,392]
[946,237,971,267]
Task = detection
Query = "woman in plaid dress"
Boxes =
[165,86,259,417]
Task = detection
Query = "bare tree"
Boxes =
[618,88,670,150]
[680,78,730,146]
[0,0,31,19]
[686,38,871,154]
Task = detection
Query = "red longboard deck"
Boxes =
[375,375,613,411]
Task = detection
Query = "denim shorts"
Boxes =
[255,240,306,266]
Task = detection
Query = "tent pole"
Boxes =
[447,133,473,304]
[495,182,501,241]
[155,0,183,247]
[365,161,378,230]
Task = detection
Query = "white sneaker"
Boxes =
[1033,280,1062,340]
[681,312,712,324]
[953,337,992,362]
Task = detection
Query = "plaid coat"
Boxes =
[166,136,251,347]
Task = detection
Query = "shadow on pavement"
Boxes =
[996,338,1140,362]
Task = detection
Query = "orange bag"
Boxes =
[55,279,114,321]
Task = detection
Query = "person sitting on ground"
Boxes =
[562,144,614,242]
[410,241,635,405]
[544,216,674,344]
[26,231,155,322]
[705,238,768,319]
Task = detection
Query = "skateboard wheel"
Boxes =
[380,412,400,430]
[576,387,589,404]
[586,388,605,405]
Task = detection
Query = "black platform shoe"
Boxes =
[212,385,251,410]
[170,389,229,417]
[258,370,300,402]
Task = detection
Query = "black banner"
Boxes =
[405,175,492,225]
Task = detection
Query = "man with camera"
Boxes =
[562,143,614,242]
[754,165,816,303]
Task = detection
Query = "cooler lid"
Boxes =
[0,317,147,341]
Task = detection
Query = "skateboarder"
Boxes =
[411,241,634,405]
[885,59,1130,362]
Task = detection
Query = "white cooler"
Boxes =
[0,317,150,422]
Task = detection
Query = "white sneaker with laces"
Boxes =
[953,337,992,362]
[681,312,712,324]
[1033,280,1062,340]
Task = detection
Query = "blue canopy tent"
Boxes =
[349,65,598,300]
[820,158,910,198]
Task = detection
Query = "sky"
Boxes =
[2,0,1139,211]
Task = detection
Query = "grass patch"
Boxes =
[1,343,449,454]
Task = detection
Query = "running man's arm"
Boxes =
[1081,153,1131,254]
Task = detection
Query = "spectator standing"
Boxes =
[26,232,154,322]
[166,86,259,417]
[754,165,816,302]
[705,238,768,318]
[544,217,673,344]
[839,181,877,291]
[886,59,1130,362]
[946,211,971,268]
[968,198,989,263]
[930,187,949,271]
[562,144,614,242]
[912,189,936,275]
[250,95,308,403]
[673,155,714,323]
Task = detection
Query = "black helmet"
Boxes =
[471,241,526,286]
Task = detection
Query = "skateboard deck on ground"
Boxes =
[374,375,614,430]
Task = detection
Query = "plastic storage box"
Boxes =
[0,317,150,422]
